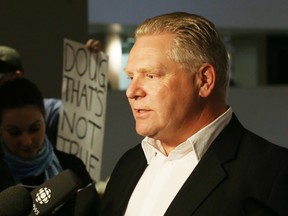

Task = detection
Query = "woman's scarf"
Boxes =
[1,136,63,184]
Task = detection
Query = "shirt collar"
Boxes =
[141,108,232,164]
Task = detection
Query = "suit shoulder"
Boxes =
[239,129,288,169]
[110,144,145,176]
[243,129,288,153]
[117,144,144,164]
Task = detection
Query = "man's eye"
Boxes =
[146,74,155,79]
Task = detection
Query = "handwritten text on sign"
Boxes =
[57,39,108,181]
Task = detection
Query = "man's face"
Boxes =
[125,34,202,146]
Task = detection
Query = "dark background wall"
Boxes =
[0,0,88,98]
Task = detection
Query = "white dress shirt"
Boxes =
[125,108,232,216]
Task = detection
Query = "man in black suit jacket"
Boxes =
[100,12,288,216]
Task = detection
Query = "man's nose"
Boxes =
[126,77,146,100]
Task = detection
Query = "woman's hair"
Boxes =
[135,12,229,96]
[0,78,45,123]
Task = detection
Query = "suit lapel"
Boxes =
[102,145,147,215]
[119,154,147,208]
[164,148,226,216]
[165,114,245,216]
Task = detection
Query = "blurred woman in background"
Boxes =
[0,77,100,215]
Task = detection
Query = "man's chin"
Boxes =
[136,128,157,138]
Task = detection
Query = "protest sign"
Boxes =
[57,38,108,181]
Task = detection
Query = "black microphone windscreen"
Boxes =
[0,185,33,216]
[29,169,81,216]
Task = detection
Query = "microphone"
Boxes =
[242,197,279,216]
[29,169,81,216]
[0,185,33,216]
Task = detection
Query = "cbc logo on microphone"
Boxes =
[35,187,52,204]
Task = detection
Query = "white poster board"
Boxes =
[56,38,108,181]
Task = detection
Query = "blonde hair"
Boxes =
[135,12,229,96]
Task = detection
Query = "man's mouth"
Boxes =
[134,108,151,118]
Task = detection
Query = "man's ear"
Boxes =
[198,64,215,98]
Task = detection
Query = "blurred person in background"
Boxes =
[0,77,100,215]
[0,39,102,146]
